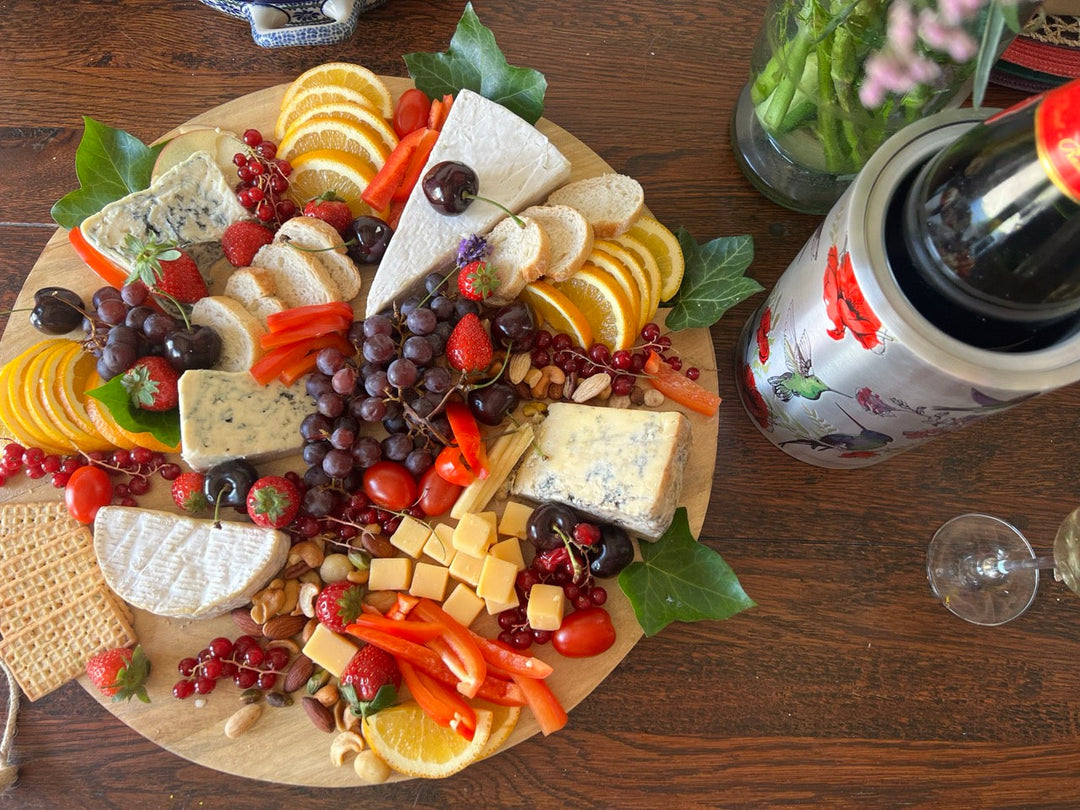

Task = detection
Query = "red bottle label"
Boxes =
[1036,79,1080,204]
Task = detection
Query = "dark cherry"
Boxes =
[346,216,393,264]
[467,383,520,426]
[163,325,222,371]
[490,300,537,349]
[203,459,259,509]
[422,161,478,215]
[526,502,580,551]
[588,524,635,578]
[30,287,85,334]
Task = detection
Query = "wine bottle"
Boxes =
[891,78,1080,351]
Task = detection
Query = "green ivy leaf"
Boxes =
[403,3,547,124]
[664,230,760,331]
[618,507,755,636]
[85,373,180,447]
[50,116,164,229]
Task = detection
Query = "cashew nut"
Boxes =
[333,699,362,733]
[289,540,325,571]
[329,731,365,767]
[250,588,286,625]
[297,582,320,618]
[280,578,300,615]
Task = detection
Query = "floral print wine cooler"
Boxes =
[735,109,1080,469]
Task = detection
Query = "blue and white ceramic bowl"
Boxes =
[199,0,388,48]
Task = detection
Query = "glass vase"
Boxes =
[731,0,1032,214]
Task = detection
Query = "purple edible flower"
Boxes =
[456,234,490,268]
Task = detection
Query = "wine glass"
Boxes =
[926,507,1080,626]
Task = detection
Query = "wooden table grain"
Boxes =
[3,1,1078,807]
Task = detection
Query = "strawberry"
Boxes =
[340,644,401,703]
[245,475,300,529]
[446,312,493,372]
[221,221,274,267]
[85,645,150,703]
[303,192,354,235]
[121,356,179,411]
[314,580,366,633]
[172,471,208,514]
[457,260,500,301]
[124,235,207,304]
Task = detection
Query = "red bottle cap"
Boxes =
[1036,78,1080,204]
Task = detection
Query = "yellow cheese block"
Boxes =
[526,583,566,631]
[484,592,520,616]
[301,623,360,679]
[390,515,433,559]
[448,550,484,588]
[368,557,413,592]
[452,512,496,558]
[489,537,525,572]
[498,501,533,540]
[423,523,457,566]
[442,583,484,628]
[409,562,450,601]
[476,554,518,604]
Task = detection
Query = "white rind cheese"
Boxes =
[178,369,310,471]
[510,402,691,540]
[81,150,248,270]
[93,506,289,619]
[365,89,572,317]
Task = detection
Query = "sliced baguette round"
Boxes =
[275,216,362,301]
[252,242,341,309]
[483,216,550,307]
[191,295,267,373]
[519,204,593,282]
[248,296,287,328]
[223,266,277,306]
[546,173,644,238]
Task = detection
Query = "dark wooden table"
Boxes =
[3,0,1078,806]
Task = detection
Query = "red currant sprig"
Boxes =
[172,635,291,699]
[232,128,295,229]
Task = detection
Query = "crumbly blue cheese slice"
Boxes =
[510,402,691,540]
[364,89,572,317]
[93,506,289,619]
[178,369,309,471]
[80,150,248,270]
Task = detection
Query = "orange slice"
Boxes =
[276,86,389,142]
[625,216,685,303]
[83,371,180,454]
[278,115,392,171]
[280,63,394,121]
[555,265,636,351]
[0,357,44,451]
[586,250,644,332]
[286,148,378,216]
[3,341,71,454]
[36,341,112,452]
[519,281,594,349]
[603,234,663,325]
[281,101,398,157]
[361,701,492,779]
[58,350,115,442]
[477,702,521,760]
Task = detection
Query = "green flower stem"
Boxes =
[758,24,814,132]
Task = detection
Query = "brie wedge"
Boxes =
[365,89,572,316]
[93,506,289,619]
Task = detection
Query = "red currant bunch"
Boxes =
[172,635,291,699]
[232,128,296,229]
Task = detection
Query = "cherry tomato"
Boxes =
[551,607,616,658]
[362,460,418,511]
[417,464,462,516]
[393,88,432,139]
[64,465,113,524]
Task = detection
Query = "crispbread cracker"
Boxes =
[0,584,136,702]
[0,545,99,611]
[0,563,106,636]
[0,524,94,582]
[0,500,79,541]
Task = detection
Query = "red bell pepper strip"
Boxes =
[644,350,722,417]
[345,624,449,675]
[385,592,420,620]
[399,659,477,740]
[385,198,406,230]
[428,94,454,131]
[278,351,321,387]
[249,333,350,386]
[362,126,429,212]
[468,632,554,680]
[68,226,129,289]
[444,402,488,478]
[259,314,352,350]
[434,445,477,486]
[391,127,440,203]
[350,613,444,644]
[511,671,568,736]
[265,301,354,333]
[411,599,487,699]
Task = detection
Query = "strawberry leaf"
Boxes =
[618,507,755,636]
[403,3,547,124]
[341,682,397,720]
[664,230,761,331]
[51,117,164,229]
[86,373,180,447]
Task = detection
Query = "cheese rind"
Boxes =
[178,369,310,471]
[81,151,248,271]
[364,89,572,316]
[510,402,692,540]
[93,506,289,619]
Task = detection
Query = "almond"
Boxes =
[283,655,314,693]
[261,614,306,641]
[302,696,335,733]
[224,703,263,738]
[231,606,262,636]
[572,372,612,403]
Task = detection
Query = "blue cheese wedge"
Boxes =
[510,402,691,540]
[365,89,572,317]
[80,150,248,270]
[178,369,309,471]
[93,506,289,619]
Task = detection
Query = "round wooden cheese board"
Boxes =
[0,77,719,786]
